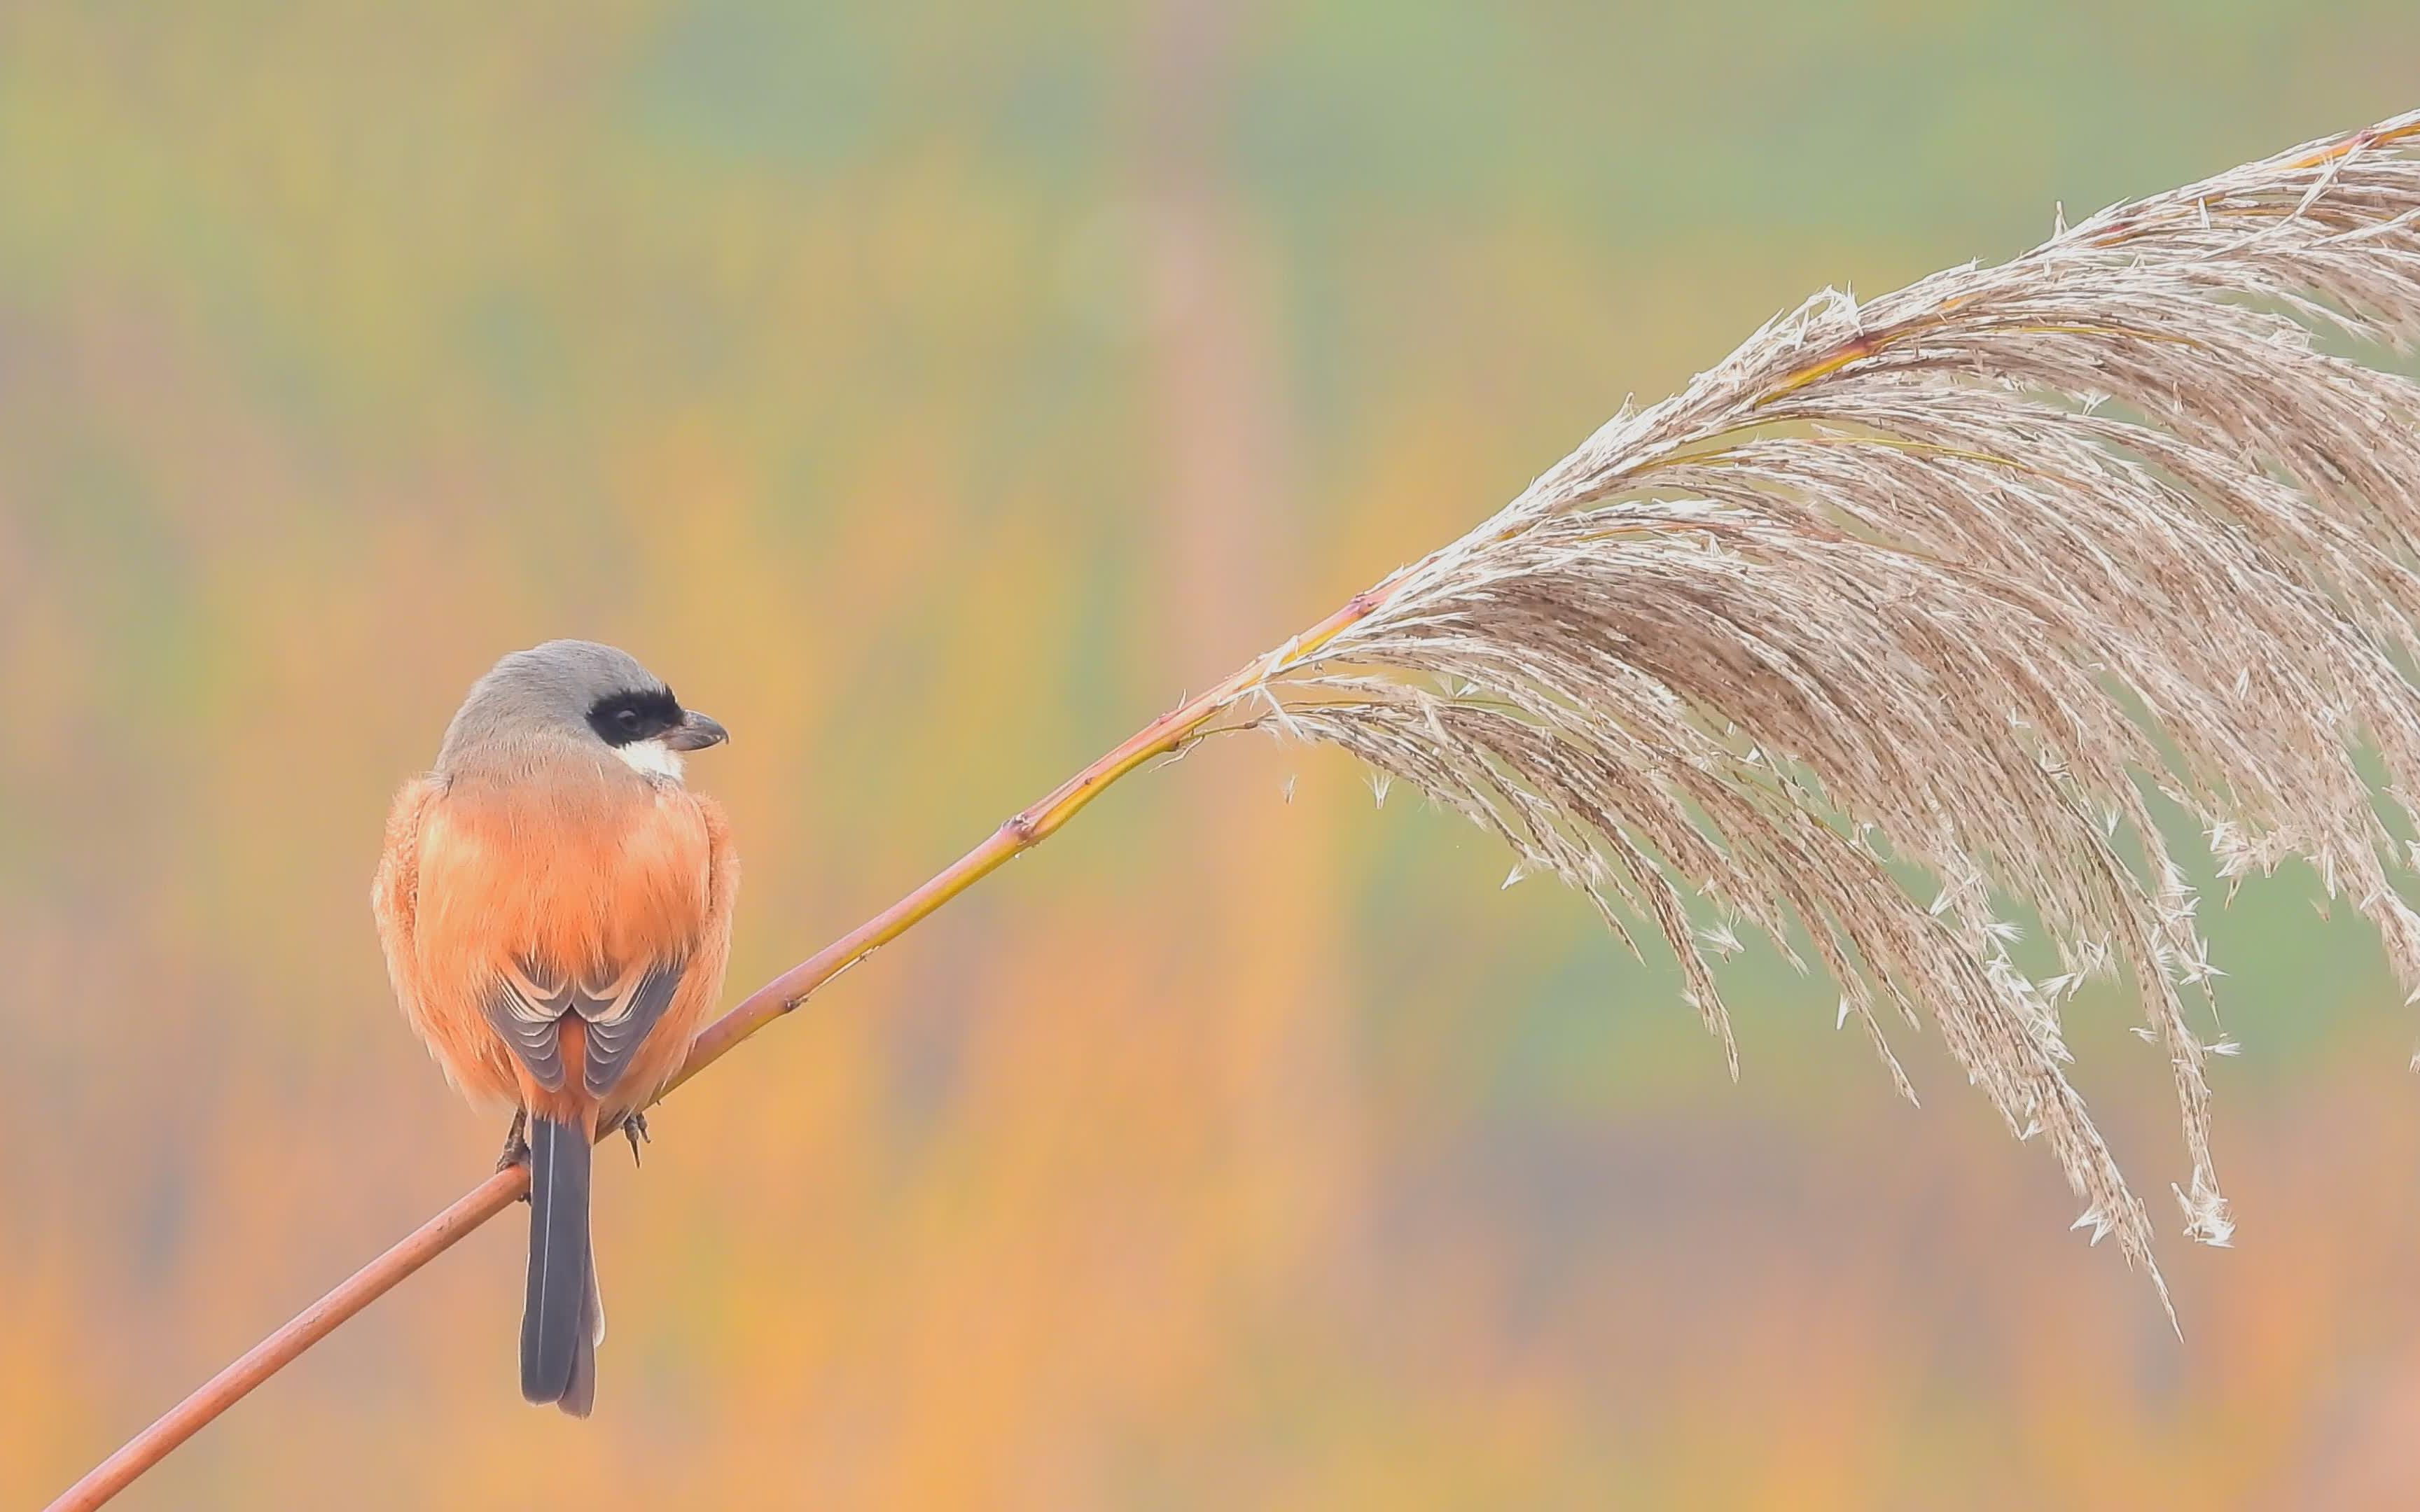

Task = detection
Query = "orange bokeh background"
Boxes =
[7,4,2420,1506]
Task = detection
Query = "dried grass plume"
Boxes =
[1235,112,2420,1311]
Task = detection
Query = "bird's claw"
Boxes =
[496,1109,531,1175]
[621,1110,651,1167]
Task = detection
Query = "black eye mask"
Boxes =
[585,688,683,747]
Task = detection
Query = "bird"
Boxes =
[373,640,737,1415]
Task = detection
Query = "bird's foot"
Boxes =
[620,1110,651,1167]
[496,1109,530,1172]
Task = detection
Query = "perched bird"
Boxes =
[373,640,737,1415]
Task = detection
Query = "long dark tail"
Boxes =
[522,1114,600,1415]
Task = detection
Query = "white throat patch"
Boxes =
[614,738,686,783]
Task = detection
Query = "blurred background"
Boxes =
[6,2,2420,1506]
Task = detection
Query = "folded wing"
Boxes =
[485,956,687,1098]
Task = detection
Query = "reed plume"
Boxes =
[1231,111,2420,1308]
[49,108,2420,1510]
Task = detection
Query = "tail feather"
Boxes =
[522,1115,593,1410]
[558,1252,604,1418]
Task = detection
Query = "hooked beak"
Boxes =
[664,710,729,752]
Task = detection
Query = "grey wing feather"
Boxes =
[577,960,685,1098]
[485,962,576,1091]
[485,956,686,1098]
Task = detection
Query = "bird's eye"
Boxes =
[616,708,644,734]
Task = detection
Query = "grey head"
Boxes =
[436,639,728,779]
